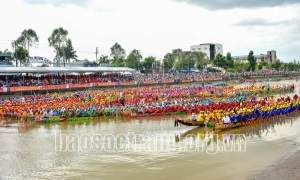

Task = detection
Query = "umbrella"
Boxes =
[84,72,95,75]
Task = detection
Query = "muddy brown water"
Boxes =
[0,79,300,180]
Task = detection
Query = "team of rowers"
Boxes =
[0,83,295,119]
[189,94,299,128]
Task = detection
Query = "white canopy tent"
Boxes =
[0,67,136,85]
[0,67,136,73]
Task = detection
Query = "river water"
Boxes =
[1,79,300,180]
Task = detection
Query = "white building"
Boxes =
[190,43,223,60]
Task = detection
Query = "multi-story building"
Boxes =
[190,43,223,60]
[232,50,277,64]
[0,53,14,67]
[266,50,277,64]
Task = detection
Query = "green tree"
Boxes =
[13,29,39,66]
[213,53,226,68]
[261,55,265,62]
[271,59,282,71]
[193,51,208,70]
[174,53,186,70]
[174,59,181,70]
[62,39,77,62]
[110,43,126,66]
[225,52,234,69]
[38,63,49,67]
[163,53,175,71]
[114,57,125,67]
[230,60,250,72]
[125,49,142,69]
[154,60,161,70]
[186,52,197,71]
[258,60,266,70]
[174,52,196,71]
[98,55,109,65]
[12,47,28,66]
[287,62,294,71]
[142,56,155,73]
[48,27,69,67]
[247,50,256,71]
[0,49,12,55]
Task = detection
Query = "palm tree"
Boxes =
[98,55,109,65]
[0,49,13,64]
[56,39,77,63]
[15,29,39,66]
[0,49,12,54]
[48,27,68,67]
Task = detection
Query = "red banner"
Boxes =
[69,83,91,88]
[182,80,193,83]
[143,81,157,84]
[10,86,41,92]
[42,85,67,90]
[0,88,3,92]
[94,82,117,86]
[120,82,135,86]
[161,80,173,83]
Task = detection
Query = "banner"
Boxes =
[94,82,118,86]
[42,85,67,90]
[0,88,3,93]
[143,81,157,84]
[120,82,135,86]
[69,84,90,88]
[9,86,40,92]
[161,80,173,83]
[182,80,193,83]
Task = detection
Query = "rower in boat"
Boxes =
[137,106,144,114]
[191,113,197,121]
[198,111,204,122]
[222,112,231,124]
[43,111,50,119]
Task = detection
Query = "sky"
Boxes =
[0,0,300,62]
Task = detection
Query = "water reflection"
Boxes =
[177,115,297,143]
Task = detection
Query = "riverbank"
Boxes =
[248,147,300,180]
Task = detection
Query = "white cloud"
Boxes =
[23,0,92,7]
[172,0,300,10]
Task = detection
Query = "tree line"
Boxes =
[3,27,209,71]
[9,27,77,67]
[213,50,300,72]
[107,43,210,73]
[2,27,299,71]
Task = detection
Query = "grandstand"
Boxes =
[0,67,137,93]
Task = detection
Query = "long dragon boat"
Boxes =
[211,110,299,132]
[32,111,189,123]
[174,118,205,126]
[174,108,299,132]
[16,93,298,123]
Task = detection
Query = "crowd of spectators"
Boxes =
[0,70,299,87]
[221,70,299,79]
